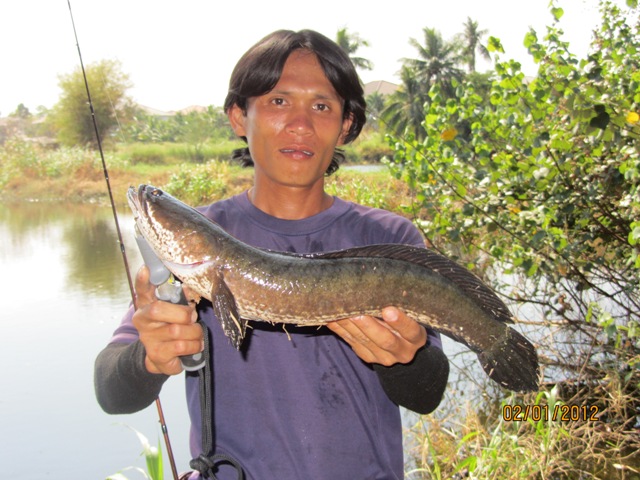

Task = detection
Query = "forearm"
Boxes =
[374,337,449,415]
[94,341,169,414]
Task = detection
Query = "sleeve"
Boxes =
[373,329,449,414]
[94,340,169,414]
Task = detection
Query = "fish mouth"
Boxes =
[126,185,141,219]
[127,184,154,221]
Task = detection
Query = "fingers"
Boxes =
[132,265,204,375]
[380,306,428,345]
[133,265,156,310]
[327,307,427,366]
[141,321,204,375]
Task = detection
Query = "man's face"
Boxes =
[228,49,352,192]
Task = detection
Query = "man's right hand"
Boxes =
[132,266,204,375]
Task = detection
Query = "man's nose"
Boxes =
[286,107,314,135]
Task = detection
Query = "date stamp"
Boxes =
[502,404,601,422]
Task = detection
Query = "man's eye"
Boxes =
[315,103,329,111]
[271,98,285,105]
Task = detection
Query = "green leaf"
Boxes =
[551,7,564,21]
[145,439,163,480]
[487,36,504,53]
[523,30,538,49]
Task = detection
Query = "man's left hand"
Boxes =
[326,307,427,366]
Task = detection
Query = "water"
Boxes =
[0,202,191,479]
[343,164,385,173]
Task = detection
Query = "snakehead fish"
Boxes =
[128,184,539,392]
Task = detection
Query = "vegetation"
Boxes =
[48,59,134,148]
[457,17,491,73]
[1,1,639,478]
[380,16,491,141]
[335,26,374,71]
[107,426,163,480]
[389,1,640,477]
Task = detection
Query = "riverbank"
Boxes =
[1,148,410,213]
[0,137,398,207]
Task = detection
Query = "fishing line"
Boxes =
[65,2,180,479]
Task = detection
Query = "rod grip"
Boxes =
[134,232,205,371]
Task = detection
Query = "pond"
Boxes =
[0,202,191,479]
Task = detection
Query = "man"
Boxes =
[95,29,449,479]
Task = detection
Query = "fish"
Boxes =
[128,184,539,392]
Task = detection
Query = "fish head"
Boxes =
[127,184,217,267]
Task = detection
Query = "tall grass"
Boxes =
[107,426,163,480]
[0,137,125,184]
[114,140,243,165]
[405,379,640,479]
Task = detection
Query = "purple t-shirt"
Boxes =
[111,192,438,480]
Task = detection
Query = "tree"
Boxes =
[364,92,385,130]
[382,27,466,140]
[50,59,133,147]
[125,105,234,146]
[380,66,429,140]
[335,27,373,71]
[388,1,639,472]
[176,106,234,161]
[406,27,465,100]
[457,17,490,72]
[10,103,31,119]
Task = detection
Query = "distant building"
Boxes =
[363,80,398,97]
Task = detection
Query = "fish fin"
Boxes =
[211,275,246,349]
[477,327,539,392]
[310,244,514,325]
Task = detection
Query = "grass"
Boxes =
[405,379,640,479]
[114,140,244,165]
[107,425,164,480]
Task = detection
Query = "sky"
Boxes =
[0,0,619,117]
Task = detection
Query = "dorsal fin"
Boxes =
[307,244,514,325]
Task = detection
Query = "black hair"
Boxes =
[223,29,367,175]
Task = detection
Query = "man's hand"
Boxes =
[326,307,427,366]
[131,266,204,375]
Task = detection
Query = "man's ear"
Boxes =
[337,113,354,146]
[227,104,247,137]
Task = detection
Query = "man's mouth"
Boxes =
[280,148,314,157]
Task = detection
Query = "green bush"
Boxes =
[391,1,640,475]
[164,160,240,205]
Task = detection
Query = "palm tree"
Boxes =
[365,92,385,130]
[380,66,429,140]
[458,17,490,73]
[405,27,465,100]
[335,27,374,71]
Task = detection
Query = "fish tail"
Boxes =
[478,327,539,392]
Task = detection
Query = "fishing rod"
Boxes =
[65,2,181,479]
